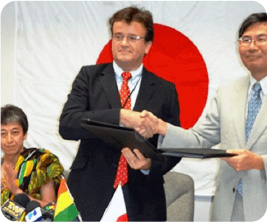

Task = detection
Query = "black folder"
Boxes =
[159,148,236,159]
[81,118,162,160]
[80,119,236,159]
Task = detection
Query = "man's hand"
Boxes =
[139,110,168,137]
[221,149,264,171]
[120,109,148,130]
[122,147,151,170]
[120,109,167,138]
[120,109,157,138]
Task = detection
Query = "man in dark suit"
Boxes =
[59,6,180,221]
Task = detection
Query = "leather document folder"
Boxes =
[80,119,236,159]
[81,118,162,160]
[159,148,236,159]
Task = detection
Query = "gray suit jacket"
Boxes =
[161,75,267,221]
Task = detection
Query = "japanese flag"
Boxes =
[100,185,128,222]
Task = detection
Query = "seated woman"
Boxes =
[1,104,64,207]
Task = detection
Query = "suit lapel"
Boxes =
[246,95,267,148]
[134,68,156,111]
[232,77,250,147]
[99,64,121,108]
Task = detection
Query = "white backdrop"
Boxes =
[1,1,266,198]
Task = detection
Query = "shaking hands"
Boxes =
[120,109,167,139]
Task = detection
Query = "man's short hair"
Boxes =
[239,12,267,37]
[109,6,154,42]
[1,104,28,135]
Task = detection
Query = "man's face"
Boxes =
[112,21,152,71]
[1,123,27,156]
[239,22,267,78]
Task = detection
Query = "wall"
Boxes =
[1,1,266,221]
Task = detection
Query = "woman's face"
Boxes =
[1,122,27,156]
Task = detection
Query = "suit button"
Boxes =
[233,188,236,193]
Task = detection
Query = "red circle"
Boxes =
[97,23,209,129]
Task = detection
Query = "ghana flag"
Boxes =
[54,177,80,221]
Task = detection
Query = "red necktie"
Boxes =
[114,72,132,189]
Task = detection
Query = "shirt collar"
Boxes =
[249,75,267,96]
[113,61,143,82]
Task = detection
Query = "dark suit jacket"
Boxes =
[59,63,180,221]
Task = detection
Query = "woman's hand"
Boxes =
[2,162,57,207]
[1,163,23,195]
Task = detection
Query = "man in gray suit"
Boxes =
[138,13,267,221]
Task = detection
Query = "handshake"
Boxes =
[118,109,170,171]
[120,109,168,138]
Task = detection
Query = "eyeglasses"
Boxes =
[112,34,145,43]
[239,34,267,46]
